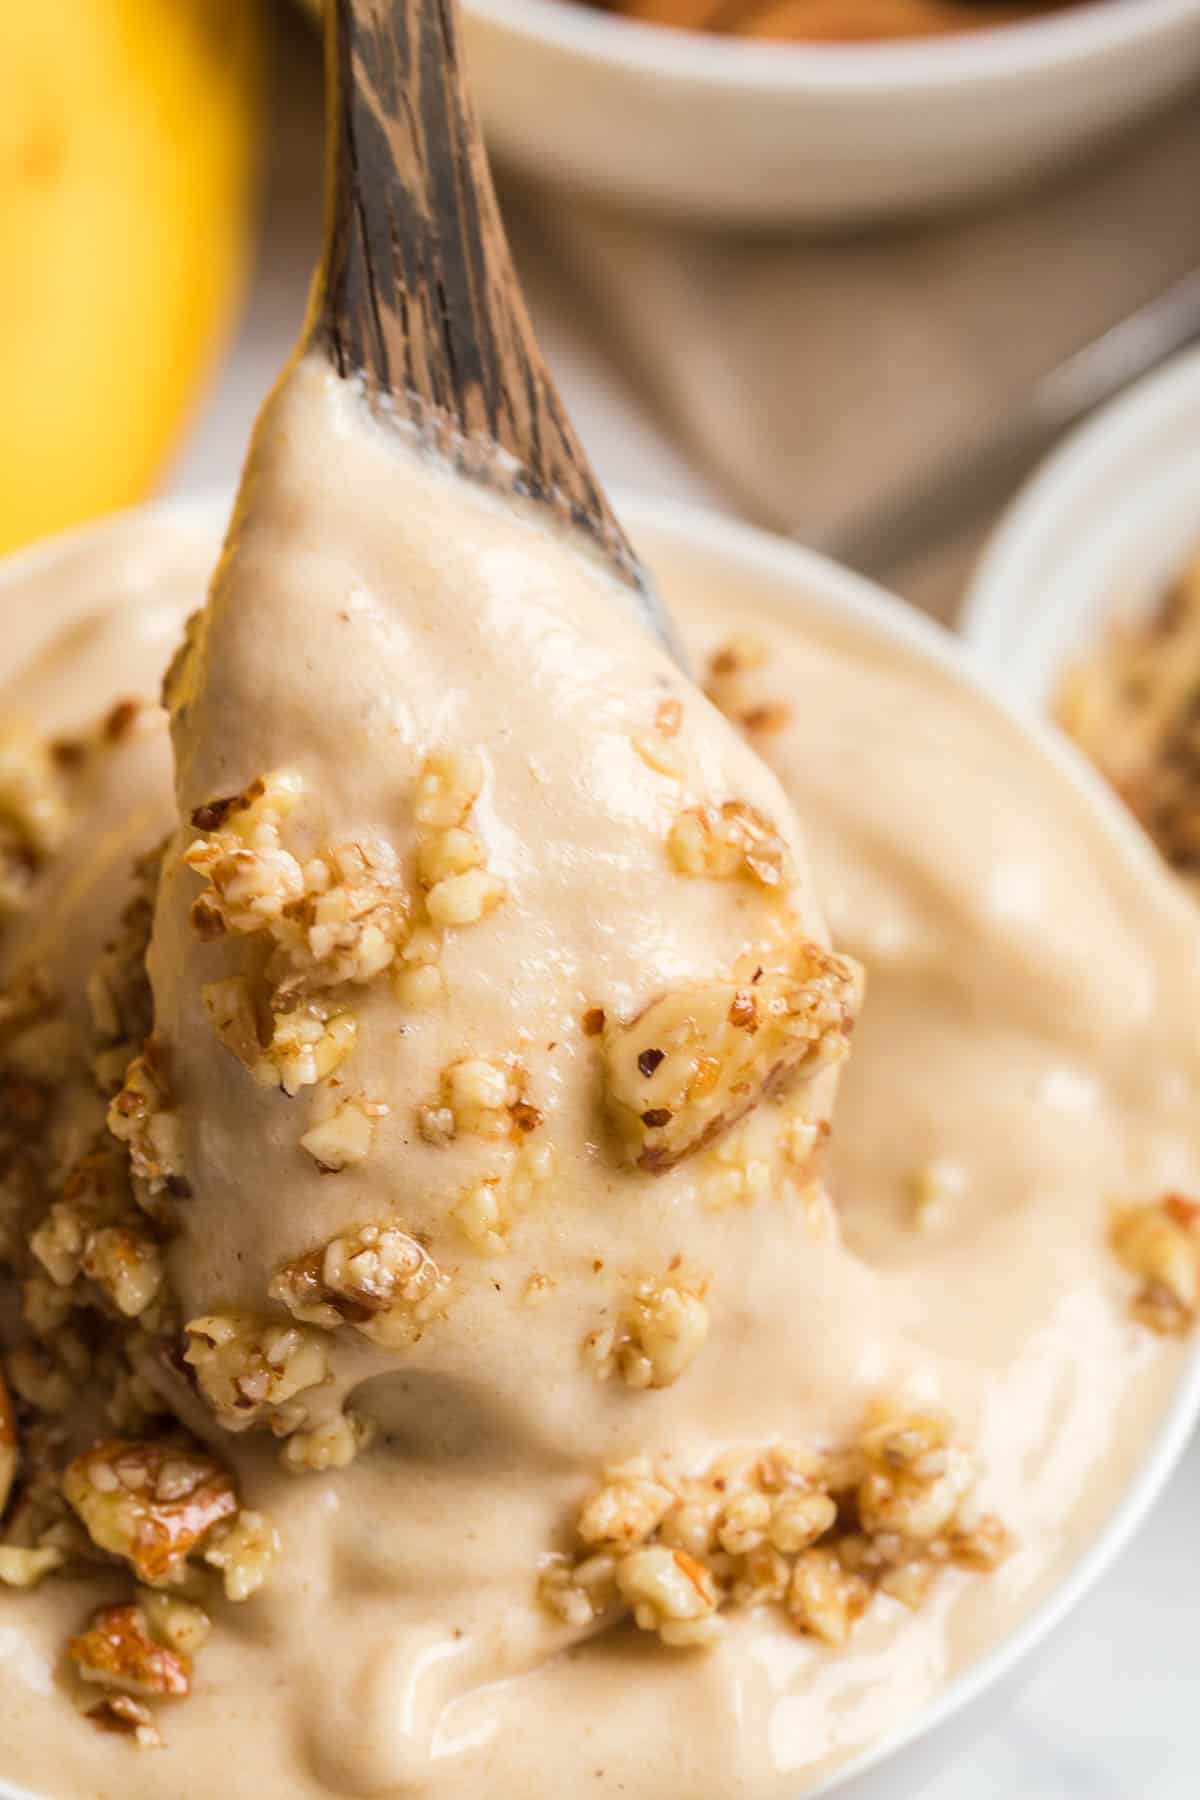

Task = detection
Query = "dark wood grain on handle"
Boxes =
[313,0,645,594]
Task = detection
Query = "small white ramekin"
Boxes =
[1,490,1198,1798]
[463,0,1200,226]
[961,344,1200,715]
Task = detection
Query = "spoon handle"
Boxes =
[313,0,643,592]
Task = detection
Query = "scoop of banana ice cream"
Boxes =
[150,356,860,1488]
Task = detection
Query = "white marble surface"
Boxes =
[166,20,1200,1798]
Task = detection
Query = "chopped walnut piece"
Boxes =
[6,1339,80,1415]
[200,911,375,1090]
[182,771,306,934]
[857,1410,976,1541]
[0,724,70,921]
[1111,1195,1200,1333]
[537,1553,616,1630]
[183,1313,330,1435]
[68,1601,191,1698]
[541,1403,1007,1653]
[87,844,163,1095]
[417,825,486,889]
[411,750,506,926]
[82,1222,165,1320]
[633,709,686,781]
[0,1544,64,1587]
[275,838,410,987]
[425,867,506,928]
[451,1141,555,1255]
[707,635,769,683]
[106,1047,186,1204]
[136,1588,211,1658]
[584,1276,710,1390]
[277,1411,376,1476]
[604,946,862,1173]
[420,1056,536,1145]
[788,1547,869,1648]
[656,699,683,738]
[269,1222,448,1345]
[32,1137,165,1309]
[451,1178,508,1254]
[1056,558,1200,888]
[667,800,794,890]
[414,749,483,830]
[268,1001,359,1097]
[299,1097,386,1172]
[85,1693,163,1748]
[201,1509,280,1599]
[703,636,794,737]
[616,1546,720,1647]
[63,1439,238,1584]
[578,1459,676,1550]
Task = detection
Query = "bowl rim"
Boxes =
[2,487,1199,1799]
[610,486,1200,1794]
[465,0,1200,95]
[960,340,1200,705]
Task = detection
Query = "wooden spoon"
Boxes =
[310,0,684,663]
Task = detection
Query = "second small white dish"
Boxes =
[961,343,1200,713]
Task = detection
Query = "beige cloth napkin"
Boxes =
[502,95,1200,620]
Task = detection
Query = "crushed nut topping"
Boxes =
[1111,1194,1200,1334]
[0,761,300,1743]
[81,1223,165,1321]
[269,1222,448,1346]
[0,1543,65,1588]
[186,775,408,1105]
[87,844,163,1095]
[183,1313,330,1437]
[68,1601,191,1698]
[704,636,793,738]
[667,800,794,890]
[633,698,687,780]
[202,978,359,1098]
[413,749,483,830]
[414,749,506,930]
[583,1275,711,1389]
[106,1046,187,1213]
[84,1693,163,1748]
[7,1336,86,1415]
[604,946,862,1172]
[299,1097,387,1172]
[63,1438,238,1585]
[0,724,71,923]
[1056,555,1200,889]
[136,1586,211,1658]
[451,1141,556,1255]
[200,1509,281,1599]
[424,867,506,929]
[183,771,306,934]
[539,1405,1009,1650]
[278,1411,375,1477]
[419,1056,540,1146]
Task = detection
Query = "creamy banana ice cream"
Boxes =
[0,363,1197,1800]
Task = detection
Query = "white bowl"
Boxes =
[961,344,1200,714]
[2,491,1199,1798]
[464,0,1200,226]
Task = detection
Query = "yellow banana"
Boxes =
[0,0,263,555]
